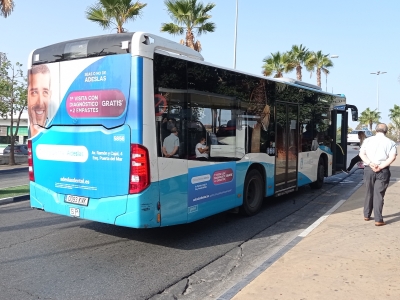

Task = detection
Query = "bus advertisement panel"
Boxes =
[188,162,236,208]
[29,55,133,199]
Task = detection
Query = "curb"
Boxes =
[0,194,30,206]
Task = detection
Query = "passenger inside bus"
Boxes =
[161,116,169,140]
[302,123,316,151]
[195,137,209,161]
[162,127,180,158]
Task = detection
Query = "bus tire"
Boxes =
[310,158,325,189]
[240,169,264,216]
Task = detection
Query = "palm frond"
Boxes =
[162,0,216,51]
[161,23,184,35]
[194,40,202,52]
[86,5,112,29]
[0,0,14,17]
[125,1,147,19]
[202,3,216,14]
[262,51,289,78]
[196,22,215,35]
[86,0,146,33]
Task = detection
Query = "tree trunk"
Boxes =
[296,65,302,81]
[8,106,15,165]
[185,29,195,50]
[316,68,321,87]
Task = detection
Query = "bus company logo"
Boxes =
[113,135,125,142]
[188,205,198,214]
[191,174,210,184]
[213,169,234,185]
[36,144,88,162]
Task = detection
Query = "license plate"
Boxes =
[65,195,89,206]
[69,207,80,217]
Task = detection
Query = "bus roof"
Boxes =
[29,32,344,98]
[31,32,135,66]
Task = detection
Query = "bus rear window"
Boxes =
[32,32,134,65]
[64,40,88,60]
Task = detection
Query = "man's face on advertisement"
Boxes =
[28,72,51,130]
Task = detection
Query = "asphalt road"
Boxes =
[0,168,29,189]
[0,159,363,300]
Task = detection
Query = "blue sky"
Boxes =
[1,0,399,128]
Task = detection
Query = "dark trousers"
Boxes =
[347,154,361,171]
[363,166,391,222]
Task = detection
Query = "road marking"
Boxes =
[298,199,346,237]
[217,180,364,300]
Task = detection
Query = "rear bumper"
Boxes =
[30,182,160,228]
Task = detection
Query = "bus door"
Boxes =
[331,109,348,173]
[275,103,299,194]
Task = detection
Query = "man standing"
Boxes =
[28,64,51,137]
[359,123,397,226]
[162,127,179,158]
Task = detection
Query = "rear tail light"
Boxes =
[28,140,34,181]
[129,144,150,194]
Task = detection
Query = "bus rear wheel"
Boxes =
[240,169,264,216]
[310,158,325,189]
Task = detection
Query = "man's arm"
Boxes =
[197,146,208,154]
[377,152,397,170]
[162,146,170,157]
[359,146,371,165]
[169,138,180,157]
[359,143,379,170]
[170,146,178,156]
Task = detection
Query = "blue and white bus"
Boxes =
[28,32,358,228]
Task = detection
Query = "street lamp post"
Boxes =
[370,71,387,112]
[233,0,238,69]
[326,55,339,92]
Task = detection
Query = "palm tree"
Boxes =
[86,0,147,33]
[0,0,14,17]
[306,51,333,87]
[389,104,400,140]
[359,108,381,131]
[287,44,310,81]
[262,51,293,78]
[161,0,216,52]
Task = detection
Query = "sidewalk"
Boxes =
[232,156,400,299]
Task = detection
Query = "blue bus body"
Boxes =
[28,32,354,228]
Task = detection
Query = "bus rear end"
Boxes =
[28,33,159,228]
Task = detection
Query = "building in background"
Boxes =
[0,112,28,153]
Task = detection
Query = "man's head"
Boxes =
[199,137,206,144]
[170,127,178,135]
[375,123,388,135]
[28,64,51,137]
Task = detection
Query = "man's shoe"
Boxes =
[364,217,371,221]
[375,221,385,226]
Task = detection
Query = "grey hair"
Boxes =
[375,123,388,134]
